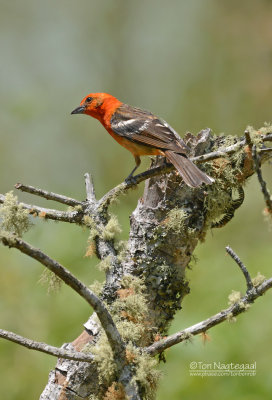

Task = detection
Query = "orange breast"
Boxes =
[108,130,163,157]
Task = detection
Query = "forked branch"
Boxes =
[0,234,125,361]
[145,277,272,356]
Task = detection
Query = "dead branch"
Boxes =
[14,183,82,207]
[0,193,82,223]
[144,277,272,356]
[252,145,272,213]
[0,235,125,360]
[0,328,94,363]
[226,246,253,291]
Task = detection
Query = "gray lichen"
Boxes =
[0,191,32,237]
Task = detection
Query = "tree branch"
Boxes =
[14,183,82,207]
[84,173,96,202]
[0,329,93,363]
[1,131,272,216]
[0,194,82,223]
[0,234,141,399]
[98,131,272,211]
[0,234,126,362]
[252,145,272,213]
[226,246,253,291]
[144,277,272,356]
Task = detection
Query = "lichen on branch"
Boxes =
[0,191,32,237]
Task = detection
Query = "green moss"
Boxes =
[252,272,266,287]
[228,290,242,306]
[111,294,148,323]
[121,275,145,294]
[88,333,116,386]
[84,215,99,257]
[116,320,145,344]
[112,275,148,325]
[246,125,264,146]
[97,255,112,272]
[164,208,188,233]
[87,275,159,397]
[98,183,127,210]
[89,280,104,296]
[116,240,128,263]
[83,215,98,232]
[0,230,17,246]
[67,204,83,212]
[204,140,245,228]
[101,215,122,241]
[127,344,161,400]
[0,191,32,237]
[88,395,99,400]
[259,122,272,135]
[39,269,62,293]
[226,313,237,323]
[238,301,250,311]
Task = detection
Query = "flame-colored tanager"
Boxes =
[71,93,214,187]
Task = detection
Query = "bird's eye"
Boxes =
[85,97,93,103]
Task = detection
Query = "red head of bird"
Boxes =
[71,92,122,128]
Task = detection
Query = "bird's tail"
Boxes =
[164,150,214,188]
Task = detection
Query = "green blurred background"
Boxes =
[0,1,272,399]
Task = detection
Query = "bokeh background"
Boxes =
[0,1,272,399]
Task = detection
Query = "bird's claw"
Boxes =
[125,175,137,185]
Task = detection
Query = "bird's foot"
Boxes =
[125,175,137,185]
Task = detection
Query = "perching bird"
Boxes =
[71,93,214,187]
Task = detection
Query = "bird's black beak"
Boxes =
[71,105,86,115]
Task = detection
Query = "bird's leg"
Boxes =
[162,155,171,166]
[125,155,141,182]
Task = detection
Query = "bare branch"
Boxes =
[144,277,272,356]
[84,173,96,202]
[226,246,253,291]
[252,145,272,213]
[0,328,93,363]
[0,194,82,224]
[263,133,272,142]
[14,183,82,207]
[0,234,126,363]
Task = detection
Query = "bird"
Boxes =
[71,93,214,187]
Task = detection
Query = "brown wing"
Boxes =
[110,104,189,155]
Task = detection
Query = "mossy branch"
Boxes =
[144,276,272,356]
[0,234,126,364]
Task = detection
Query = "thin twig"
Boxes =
[226,246,253,291]
[84,173,96,202]
[0,234,126,364]
[14,183,82,207]
[244,129,252,146]
[0,194,82,224]
[260,147,272,154]
[0,328,93,363]
[144,277,272,356]
[98,164,173,210]
[263,133,272,141]
[252,145,272,213]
